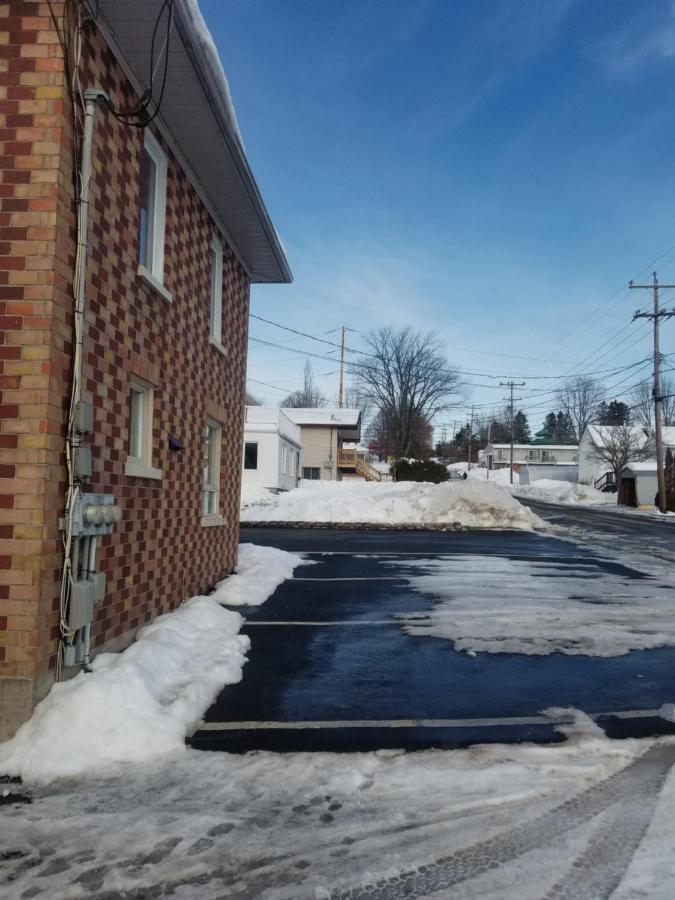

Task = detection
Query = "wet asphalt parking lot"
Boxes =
[192,526,675,753]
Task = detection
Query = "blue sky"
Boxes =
[201,0,675,432]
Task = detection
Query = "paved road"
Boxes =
[518,496,675,564]
[192,526,675,753]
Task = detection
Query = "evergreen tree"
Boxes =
[513,410,531,443]
[542,412,558,439]
[597,399,630,426]
[556,411,575,443]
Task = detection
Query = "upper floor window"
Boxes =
[210,238,223,345]
[138,131,167,284]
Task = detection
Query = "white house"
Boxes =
[479,443,578,472]
[242,407,302,492]
[283,408,362,480]
[577,425,649,489]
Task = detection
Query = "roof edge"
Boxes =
[174,0,292,284]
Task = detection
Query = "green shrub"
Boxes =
[391,459,449,484]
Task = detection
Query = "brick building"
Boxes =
[0,0,291,738]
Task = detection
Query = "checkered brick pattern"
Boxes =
[0,6,251,736]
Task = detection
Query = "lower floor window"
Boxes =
[244,442,258,470]
[302,467,320,480]
[203,419,222,515]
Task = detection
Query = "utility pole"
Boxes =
[630,272,675,513]
[337,326,346,408]
[500,381,525,484]
[467,404,475,470]
[486,420,492,480]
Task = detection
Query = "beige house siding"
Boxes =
[299,426,339,479]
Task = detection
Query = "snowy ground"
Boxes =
[394,552,675,656]
[3,718,675,899]
[240,479,544,531]
[4,536,675,897]
[515,478,615,506]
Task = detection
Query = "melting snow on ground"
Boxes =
[0,544,301,784]
[2,712,675,898]
[241,479,544,531]
[396,553,675,656]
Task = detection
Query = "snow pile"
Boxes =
[397,553,675,656]
[515,478,615,506]
[212,543,305,607]
[448,462,518,486]
[0,544,300,784]
[0,598,248,783]
[240,482,275,508]
[240,480,544,531]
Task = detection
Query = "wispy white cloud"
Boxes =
[590,1,675,77]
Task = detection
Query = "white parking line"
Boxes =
[245,620,396,626]
[197,709,663,731]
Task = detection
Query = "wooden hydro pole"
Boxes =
[629,272,675,514]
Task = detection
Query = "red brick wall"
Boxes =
[0,4,250,735]
[0,0,72,734]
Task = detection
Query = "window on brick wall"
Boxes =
[125,376,161,480]
[138,130,167,285]
[210,238,224,347]
[203,419,222,517]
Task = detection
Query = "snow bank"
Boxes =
[212,543,305,606]
[0,598,248,783]
[0,544,300,784]
[515,478,615,506]
[241,480,544,531]
[397,553,675,656]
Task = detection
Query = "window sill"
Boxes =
[209,337,228,357]
[125,458,163,480]
[138,265,172,303]
[201,514,226,527]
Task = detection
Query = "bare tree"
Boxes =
[631,376,675,427]
[591,424,649,488]
[555,376,605,441]
[280,360,326,408]
[352,327,463,459]
[245,390,261,406]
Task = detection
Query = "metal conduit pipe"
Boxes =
[83,535,97,665]
[61,88,108,673]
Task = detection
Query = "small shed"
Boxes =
[620,460,658,508]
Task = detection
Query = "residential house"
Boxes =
[479,443,578,476]
[577,425,649,489]
[282,409,363,480]
[0,0,290,738]
[242,407,301,493]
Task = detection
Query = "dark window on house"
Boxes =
[302,467,320,480]
[244,442,258,470]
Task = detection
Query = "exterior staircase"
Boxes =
[337,448,382,481]
[594,471,617,493]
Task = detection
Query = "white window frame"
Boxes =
[137,130,169,294]
[209,237,225,352]
[125,376,162,480]
[202,418,224,526]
